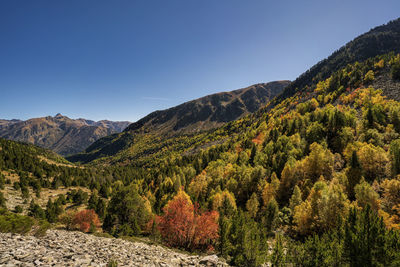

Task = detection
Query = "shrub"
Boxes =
[33,220,51,237]
[0,192,6,209]
[107,259,118,267]
[59,209,77,230]
[14,205,23,213]
[103,184,151,236]
[72,209,101,233]
[391,61,400,80]
[157,190,219,251]
[0,208,34,234]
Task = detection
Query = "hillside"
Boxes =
[68,81,290,164]
[0,114,130,156]
[278,18,400,101]
[127,81,290,133]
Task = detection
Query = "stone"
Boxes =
[0,230,229,266]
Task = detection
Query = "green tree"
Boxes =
[346,150,363,200]
[270,234,286,266]
[289,185,302,214]
[103,184,151,236]
[344,206,400,266]
[390,139,400,176]
[0,192,6,209]
[262,198,279,234]
[391,61,400,80]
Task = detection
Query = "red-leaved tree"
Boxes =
[157,190,219,251]
[72,209,101,233]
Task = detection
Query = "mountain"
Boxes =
[0,114,130,156]
[67,80,290,163]
[278,18,400,101]
[69,19,400,166]
[127,81,290,134]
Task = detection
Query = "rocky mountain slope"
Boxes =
[0,230,228,266]
[0,114,130,156]
[68,81,290,164]
[127,81,290,134]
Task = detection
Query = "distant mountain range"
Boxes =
[0,114,130,156]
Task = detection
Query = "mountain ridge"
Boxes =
[68,80,290,163]
[278,18,400,101]
[0,114,130,156]
[125,80,290,134]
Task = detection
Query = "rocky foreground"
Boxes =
[0,230,229,266]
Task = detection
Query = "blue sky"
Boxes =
[1,1,399,122]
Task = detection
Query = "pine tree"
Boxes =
[344,206,400,266]
[346,150,363,200]
[390,139,400,176]
[0,192,6,209]
[289,185,302,214]
[262,198,279,234]
[270,234,286,266]
[249,143,257,167]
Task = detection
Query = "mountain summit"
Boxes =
[0,115,130,156]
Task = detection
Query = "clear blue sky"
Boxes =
[1,1,399,122]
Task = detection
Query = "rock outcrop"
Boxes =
[0,230,229,266]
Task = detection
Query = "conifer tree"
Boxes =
[346,150,363,200]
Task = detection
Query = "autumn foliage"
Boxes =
[72,209,101,233]
[157,190,219,251]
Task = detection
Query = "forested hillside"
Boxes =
[68,81,289,164]
[278,18,400,101]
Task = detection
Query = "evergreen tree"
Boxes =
[344,206,400,266]
[262,198,279,234]
[270,234,286,267]
[346,150,363,200]
[28,200,46,219]
[289,185,302,214]
[390,139,400,176]
[0,192,6,209]
[103,184,151,236]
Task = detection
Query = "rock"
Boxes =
[200,255,221,266]
[0,230,230,266]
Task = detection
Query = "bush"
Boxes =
[72,209,101,233]
[0,209,34,234]
[107,259,118,267]
[391,62,400,80]
[0,192,6,209]
[103,184,151,236]
[157,190,219,251]
[28,201,46,219]
[33,220,51,237]
[14,205,23,213]
[59,209,76,230]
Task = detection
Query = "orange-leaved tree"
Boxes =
[157,190,219,251]
[72,209,101,233]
